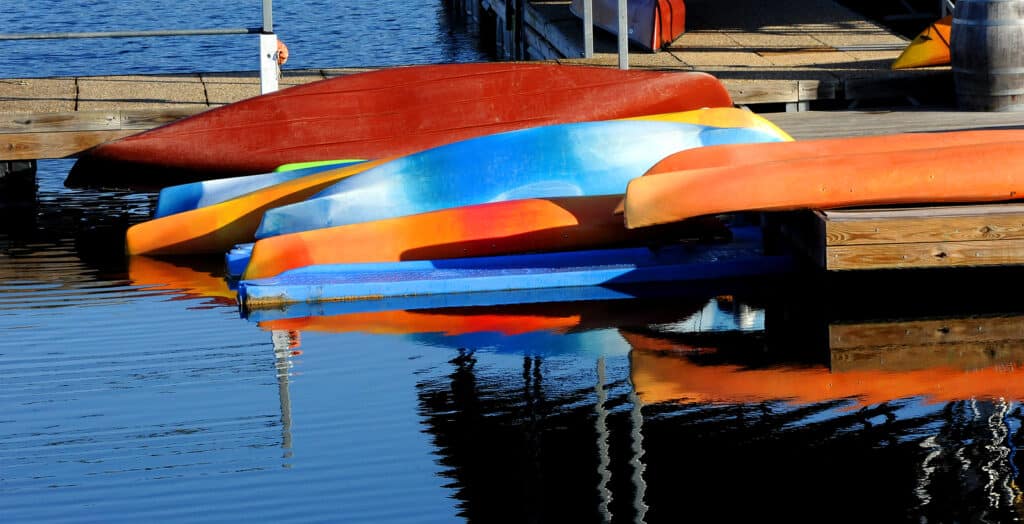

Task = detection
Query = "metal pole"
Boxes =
[583,0,594,58]
[259,0,278,94]
[617,0,628,69]
[0,28,258,40]
[263,0,274,32]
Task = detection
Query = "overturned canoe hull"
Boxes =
[242,195,732,281]
[613,129,1024,213]
[624,138,1024,229]
[68,62,731,187]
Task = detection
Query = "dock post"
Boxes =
[259,0,279,94]
[582,0,594,58]
[617,0,628,69]
[0,160,38,207]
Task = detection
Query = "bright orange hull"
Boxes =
[126,159,388,255]
[613,129,1024,214]
[624,138,1024,228]
[642,129,1024,176]
[242,195,718,280]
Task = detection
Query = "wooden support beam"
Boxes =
[0,108,201,160]
[775,204,1024,271]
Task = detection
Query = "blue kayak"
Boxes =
[238,226,793,310]
[153,159,365,218]
[255,120,788,238]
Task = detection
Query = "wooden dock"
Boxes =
[475,0,949,109]
[770,204,1024,271]
[0,0,970,164]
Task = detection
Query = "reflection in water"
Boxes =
[128,256,237,306]
[267,283,1024,522]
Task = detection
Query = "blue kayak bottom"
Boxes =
[237,226,794,314]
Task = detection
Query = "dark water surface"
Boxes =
[5,3,1024,523]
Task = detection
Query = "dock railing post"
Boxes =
[259,0,279,94]
[583,0,594,58]
[617,0,629,69]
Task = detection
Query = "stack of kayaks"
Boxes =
[120,99,794,309]
[117,60,1024,313]
[137,62,1024,313]
[125,106,793,257]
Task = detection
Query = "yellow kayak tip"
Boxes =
[892,15,951,70]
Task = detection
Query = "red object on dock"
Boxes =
[67,62,730,188]
[571,0,686,51]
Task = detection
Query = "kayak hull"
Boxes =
[624,138,1024,228]
[256,113,790,238]
[67,62,731,187]
[242,195,730,281]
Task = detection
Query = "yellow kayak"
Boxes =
[892,15,951,69]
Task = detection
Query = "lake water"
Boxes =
[4,2,1024,523]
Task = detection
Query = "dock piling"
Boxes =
[0,160,37,207]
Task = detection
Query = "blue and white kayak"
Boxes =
[255,118,789,238]
[153,159,364,218]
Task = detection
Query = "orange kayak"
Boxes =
[891,15,951,70]
[242,195,721,280]
[126,159,389,255]
[613,129,1024,214]
[643,129,1024,176]
[624,139,1024,229]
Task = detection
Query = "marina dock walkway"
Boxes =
[0,0,1020,162]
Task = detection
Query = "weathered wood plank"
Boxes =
[0,109,201,134]
[119,108,203,129]
[0,130,137,160]
[825,238,1024,270]
[823,204,1024,246]
[0,109,203,159]
[721,79,805,105]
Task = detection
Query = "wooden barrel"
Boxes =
[951,0,1024,111]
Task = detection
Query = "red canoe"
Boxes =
[67,62,731,188]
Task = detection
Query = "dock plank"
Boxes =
[826,238,1024,270]
[0,129,136,160]
[823,205,1024,246]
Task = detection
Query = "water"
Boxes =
[4,3,1024,523]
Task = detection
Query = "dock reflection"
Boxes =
[254,270,1024,522]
